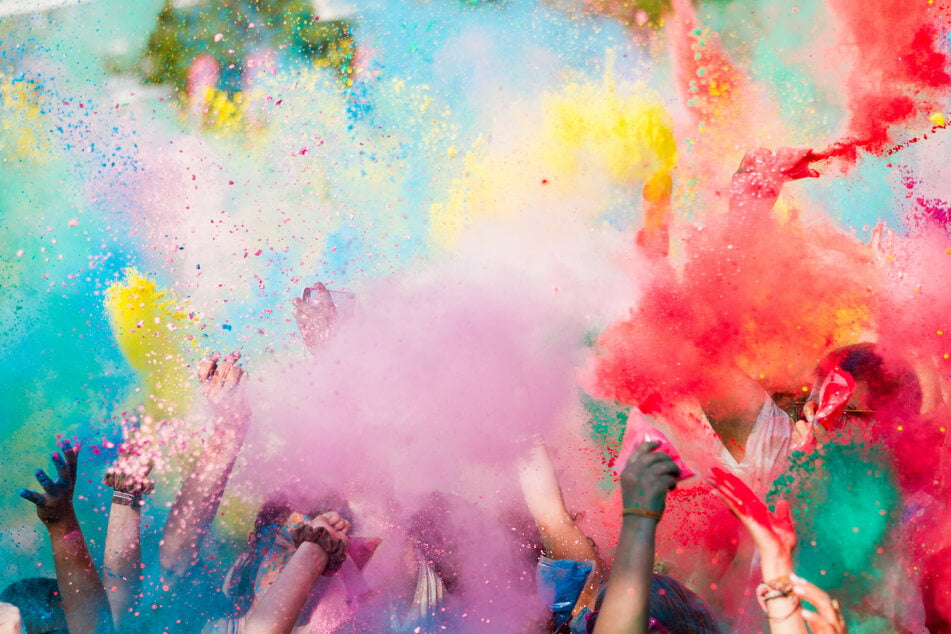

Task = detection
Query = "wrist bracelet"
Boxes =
[622,507,663,521]
[765,597,801,622]
[757,577,797,617]
[111,491,142,507]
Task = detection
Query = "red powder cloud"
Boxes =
[818,0,951,164]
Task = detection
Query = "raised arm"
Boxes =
[593,442,679,634]
[709,467,813,634]
[729,147,819,219]
[517,437,604,614]
[20,440,115,634]
[102,421,156,628]
[293,283,338,354]
[243,512,351,634]
[636,170,673,258]
[160,351,250,579]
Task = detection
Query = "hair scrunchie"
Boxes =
[291,522,348,575]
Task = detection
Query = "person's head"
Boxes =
[812,343,922,428]
[649,574,719,633]
[405,493,460,594]
[587,574,719,633]
[225,491,353,616]
[500,508,545,594]
[0,578,66,634]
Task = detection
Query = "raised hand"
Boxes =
[730,147,820,214]
[708,466,796,561]
[316,510,352,536]
[869,221,895,268]
[20,440,116,633]
[104,422,156,497]
[620,441,681,518]
[791,401,819,453]
[791,573,848,633]
[198,351,250,424]
[291,512,351,576]
[20,440,80,524]
[592,442,679,634]
[292,282,337,352]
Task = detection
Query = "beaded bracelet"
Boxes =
[756,576,800,621]
[111,491,143,507]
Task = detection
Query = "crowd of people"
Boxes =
[3,147,948,633]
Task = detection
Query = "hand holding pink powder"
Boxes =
[615,408,695,481]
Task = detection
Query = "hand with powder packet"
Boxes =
[615,408,695,481]
[589,443,683,634]
[791,366,857,452]
[619,441,681,519]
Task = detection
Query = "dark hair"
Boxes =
[0,577,67,634]
[227,491,354,617]
[650,574,719,633]
[501,507,546,594]
[407,493,460,594]
[589,574,719,634]
[817,343,922,420]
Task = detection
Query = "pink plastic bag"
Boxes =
[616,409,695,480]
[813,366,855,430]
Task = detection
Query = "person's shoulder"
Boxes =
[0,602,21,634]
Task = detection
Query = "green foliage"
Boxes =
[140,0,355,93]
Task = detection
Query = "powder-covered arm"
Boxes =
[20,440,116,634]
[518,437,605,614]
[160,352,250,579]
[637,170,673,258]
[102,421,156,628]
[709,467,809,634]
[244,513,350,634]
[293,282,338,354]
[592,442,679,634]
[729,147,819,220]
[103,501,143,627]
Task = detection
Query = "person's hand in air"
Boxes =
[292,512,351,576]
[620,441,681,520]
[869,221,895,269]
[198,351,250,431]
[293,282,337,352]
[792,573,848,633]
[709,466,796,565]
[20,440,80,524]
[104,422,156,498]
[791,401,821,452]
[730,147,819,215]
